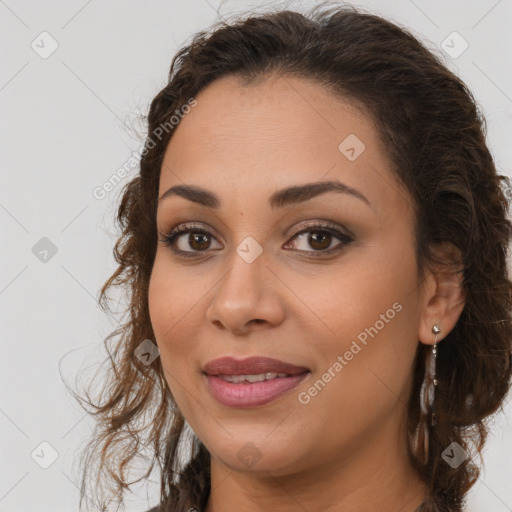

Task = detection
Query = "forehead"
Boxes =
[165,74,372,160]
[159,74,411,219]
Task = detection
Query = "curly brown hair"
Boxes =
[71,2,512,512]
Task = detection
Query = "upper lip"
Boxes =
[202,356,310,376]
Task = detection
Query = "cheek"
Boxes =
[297,237,419,390]
[147,259,204,415]
[287,251,412,342]
[147,256,202,359]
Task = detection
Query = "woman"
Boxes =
[74,3,512,511]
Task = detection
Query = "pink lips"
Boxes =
[202,356,310,408]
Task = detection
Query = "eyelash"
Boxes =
[158,221,354,259]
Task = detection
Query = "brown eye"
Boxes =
[308,231,332,250]
[158,224,222,257]
[159,221,353,259]
[188,233,211,251]
[284,222,354,256]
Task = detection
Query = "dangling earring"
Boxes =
[418,323,440,464]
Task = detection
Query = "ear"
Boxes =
[418,242,466,346]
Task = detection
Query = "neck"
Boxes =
[204,412,427,512]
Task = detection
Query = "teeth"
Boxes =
[245,373,268,383]
[219,372,289,383]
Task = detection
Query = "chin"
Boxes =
[209,436,308,476]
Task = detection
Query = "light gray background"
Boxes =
[1,1,511,511]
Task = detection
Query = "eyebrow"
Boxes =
[158,180,371,209]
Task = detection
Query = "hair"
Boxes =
[71,2,512,511]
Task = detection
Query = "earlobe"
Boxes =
[418,244,466,345]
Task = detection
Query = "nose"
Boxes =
[205,243,286,335]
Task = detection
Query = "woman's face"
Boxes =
[148,74,429,476]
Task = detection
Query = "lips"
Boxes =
[202,356,311,407]
[202,356,309,377]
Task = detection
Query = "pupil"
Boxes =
[309,232,330,250]
[190,233,210,250]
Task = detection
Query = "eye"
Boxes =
[158,220,353,258]
[284,221,353,256]
[158,223,222,257]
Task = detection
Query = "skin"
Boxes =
[147,74,465,512]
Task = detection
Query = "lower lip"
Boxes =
[204,372,310,408]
